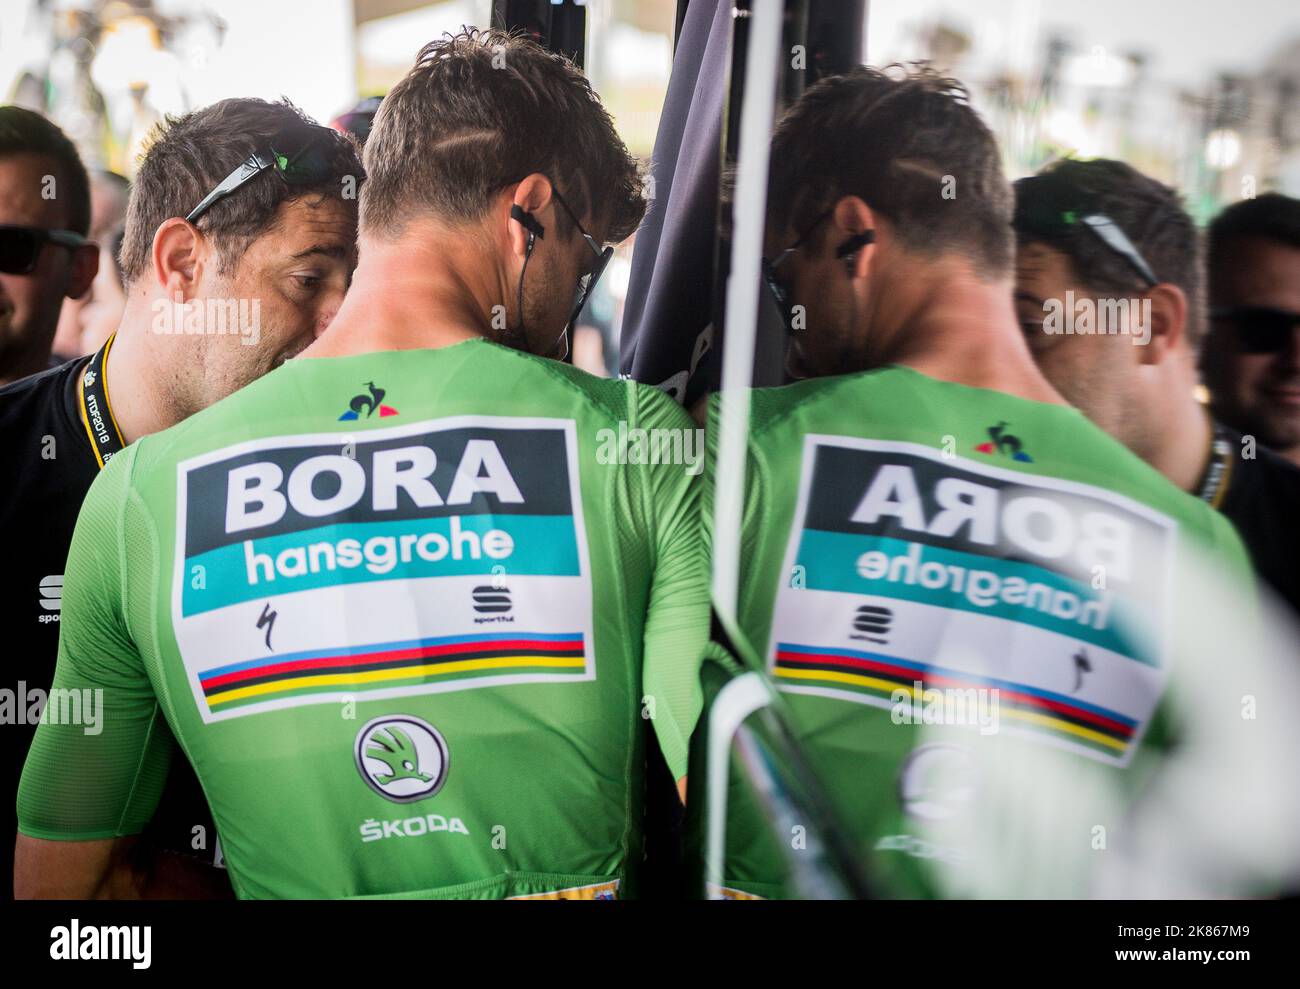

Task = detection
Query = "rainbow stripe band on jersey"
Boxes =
[774,643,1137,758]
[200,631,585,713]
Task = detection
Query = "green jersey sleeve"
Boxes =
[17,444,173,841]
[632,383,708,780]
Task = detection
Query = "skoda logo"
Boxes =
[354,715,449,803]
[898,744,975,822]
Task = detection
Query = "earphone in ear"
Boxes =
[836,230,875,273]
[510,204,545,252]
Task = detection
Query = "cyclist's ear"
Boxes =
[506,174,553,259]
[831,195,876,279]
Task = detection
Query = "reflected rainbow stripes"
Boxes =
[774,643,1138,759]
[199,631,585,713]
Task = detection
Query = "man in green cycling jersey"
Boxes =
[17,29,707,900]
[704,65,1251,898]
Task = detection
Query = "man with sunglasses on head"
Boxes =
[1203,194,1300,470]
[1013,160,1300,619]
[706,66,1251,899]
[3,97,361,898]
[0,107,98,384]
[17,29,706,900]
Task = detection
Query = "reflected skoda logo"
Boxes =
[354,716,449,803]
[898,744,976,822]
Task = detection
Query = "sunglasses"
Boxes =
[0,224,90,275]
[1211,305,1300,355]
[762,208,874,334]
[550,186,613,337]
[1013,178,1160,289]
[185,123,335,225]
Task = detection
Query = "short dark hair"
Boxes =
[361,28,645,243]
[766,64,1013,277]
[1207,192,1300,269]
[120,98,363,284]
[1013,158,1205,344]
[0,105,91,235]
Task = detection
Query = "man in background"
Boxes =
[52,170,130,361]
[1,97,362,897]
[0,106,97,384]
[1013,160,1300,617]
[1203,193,1300,469]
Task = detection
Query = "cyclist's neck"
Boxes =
[307,228,496,358]
[883,274,1067,406]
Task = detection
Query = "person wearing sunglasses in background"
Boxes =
[1,97,362,898]
[1013,161,1300,619]
[50,170,131,362]
[1203,195,1300,471]
[0,107,98,385]
[16,29,706,901]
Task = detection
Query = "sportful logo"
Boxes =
[339,381,398,421]
[852,604,892,643]
[974,421,1033,463]
[472,585,511,613]
[38,574,61,613]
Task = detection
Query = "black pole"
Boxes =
[491,0,588,70]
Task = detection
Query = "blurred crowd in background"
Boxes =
[3,0,1298,376]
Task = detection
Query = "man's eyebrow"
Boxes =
[287,243,351,262]
[1014,290,1045,307]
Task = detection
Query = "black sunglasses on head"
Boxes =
[185,123,336,225]
[0,224,90,275]
[1211,305,1300,355]
[1013,176,1160,289]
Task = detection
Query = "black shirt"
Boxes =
[0,358,223,897]
[1209,423,1300,622]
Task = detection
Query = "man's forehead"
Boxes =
[0,153,72,225]
[1214,236,1300,304]
[1015,241,1073,282]
[251,196,357,256]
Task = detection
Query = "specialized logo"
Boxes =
[851,604,892,643]
[768,436,1176,767]
[355,715,449,802]
[172,416,594,722]
[255,602,277,650]
[339,381,398,421]
[1071,645,1092,692]
[974,421,1033,463]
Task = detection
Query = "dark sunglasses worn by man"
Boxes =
[1210,306,1300,356]
[0,224,89,275]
